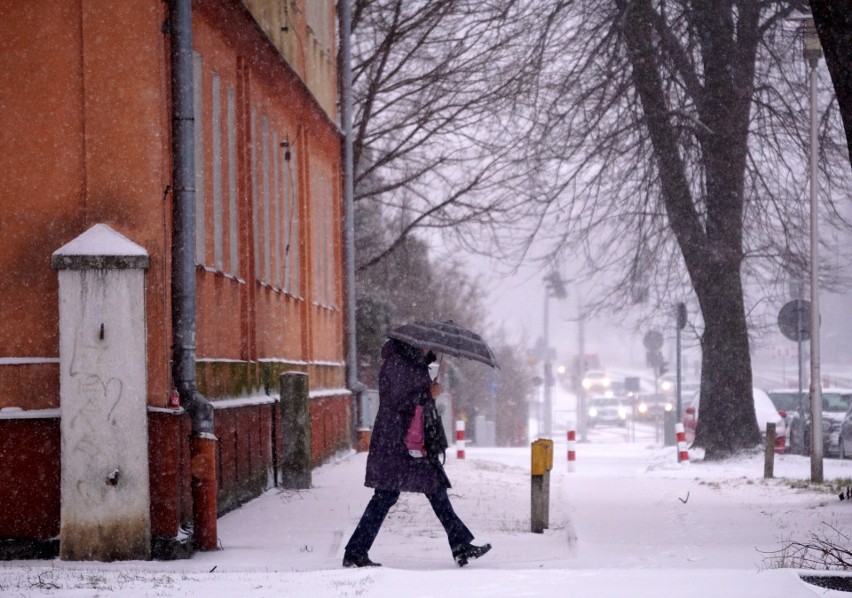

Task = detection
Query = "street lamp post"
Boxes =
[577,291,587,442]
[802,16,823,483]
[543,287,552,438]
[543,272,567,438]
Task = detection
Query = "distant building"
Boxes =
[0,0,350,559]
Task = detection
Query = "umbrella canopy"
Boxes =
[387,320,499,368]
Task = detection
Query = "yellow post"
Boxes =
[531,439,554,533]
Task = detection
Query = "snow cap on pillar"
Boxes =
[51,223,149,271]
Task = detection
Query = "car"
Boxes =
[587,395,630,427]
[658,376,698,398]
[767,389,805,448]
[799,388,852,457]
[659,375,676,395]
[682,387,787,453]
[582,370,611,392]
[634,393,674,420]
[767,389,805,415]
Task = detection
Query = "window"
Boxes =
[191,55,239,276]
[253,109,300,297]
[193,52,205,264]
[311,166,335,307]
[227,86,238,275]
[283,143,300,295]
[212,71,223,271]
[306,0,333,54]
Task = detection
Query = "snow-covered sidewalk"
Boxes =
[3,432,852,596]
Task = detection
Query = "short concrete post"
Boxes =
[531,438,553,533]
[764,422,776,479]
[52,224,151,561]
[279,372,312,489]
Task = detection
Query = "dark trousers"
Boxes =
[345,488,474,555]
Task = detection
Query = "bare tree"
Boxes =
[812,0,852,172]
[496,0,852,458]
[354,203,537,437]
[347,0,542,271]
[345,0,852,457]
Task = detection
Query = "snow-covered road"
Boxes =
[2,423,852,596]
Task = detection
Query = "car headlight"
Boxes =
[661,380,673,391]
[618,407,628,419]
[588,407,598,417]
[638,403,648,414]
[601,377,611,387]
[664,402,673,412]
[582,379,592,389]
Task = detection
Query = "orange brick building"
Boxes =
[0,0,351,558]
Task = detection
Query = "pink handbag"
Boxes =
[405,405,425,457]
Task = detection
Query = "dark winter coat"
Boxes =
[365,339,451,494]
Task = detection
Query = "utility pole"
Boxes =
[577,290,587,442]
[676,303,686,419]
[800,15,823,483]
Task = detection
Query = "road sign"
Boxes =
[643,330,663,351]
[676,303,687,330]
[778,300,811,342]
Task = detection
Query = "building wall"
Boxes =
[0,0,350,557]
[242,0,338,119]
[0,0,172,409]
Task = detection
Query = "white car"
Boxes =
[582,370,611,391]
[587,396,629,427]
[682,387,787,453]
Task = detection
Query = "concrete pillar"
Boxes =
[279,372,312,489]
[52,224,150,561]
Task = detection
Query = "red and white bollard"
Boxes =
[675,423,689,463]
[455,420,466,460]
[567,425,576,472]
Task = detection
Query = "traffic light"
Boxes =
[624,376,640,392]
[658,361,669,376]
[676,302,687,330]
[544,272,567,299]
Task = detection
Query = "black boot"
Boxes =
[452,542,492,567]
[343,551,382,568]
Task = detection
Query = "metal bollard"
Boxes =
[455,420,466,459]
[531,438,554,533]
[567,426,576,472]
[764,422,776,479]
[675,423,689,463]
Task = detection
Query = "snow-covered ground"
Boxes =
[3,423,852,597]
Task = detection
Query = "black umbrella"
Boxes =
[387,320,500,369]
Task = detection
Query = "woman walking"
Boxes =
[343,338,491,568]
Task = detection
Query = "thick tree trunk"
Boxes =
[811,0,852,173]
[692,265,760,458]
[616,0,761,458]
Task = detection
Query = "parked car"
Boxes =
[836,398,852,460]
[582,370,611,392]
[795,388,852,457]
[587,395,629,427]
[682,387,787,453]
[634,393,674,421]
[767,389,805,450]
[767,389,805,414]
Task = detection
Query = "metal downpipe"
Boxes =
[339,0,365,438]
[168,0,218,551]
